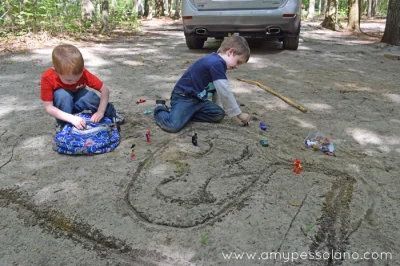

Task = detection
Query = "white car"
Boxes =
[182,0,301,50]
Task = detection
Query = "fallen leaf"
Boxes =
[288,201,301,207]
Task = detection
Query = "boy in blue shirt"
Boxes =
[154,36,251,133]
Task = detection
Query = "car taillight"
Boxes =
[183,16,193,20]
[283,14,296,18]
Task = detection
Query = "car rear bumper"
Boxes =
[182,2,301,37]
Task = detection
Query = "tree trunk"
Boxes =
[81,0,95,25]
[33,0,38,33]
[319,0,322,14]
[173,0,181,19]
[321,0,342,30]
[100,0,109,33]
[307,0,316,19]
[144,0,153,18]
[347,0,360,31]
[371,0,377,16]
[367,0,372,16]
[137,0,144,17]
[154,0,164,17]
[168,0,172,16]
[323,0,328,15]
[381,0,400,45]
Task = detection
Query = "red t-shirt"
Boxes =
[40,68,103,102]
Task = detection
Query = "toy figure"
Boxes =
[136,98,146,104]
[131,144,135,159]
[145,130,152,143]
[293,158,304,174]
[192,133,198,146]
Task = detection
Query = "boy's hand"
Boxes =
[237,112,251,125]
[71,116,87,130]
[90,111,104,123]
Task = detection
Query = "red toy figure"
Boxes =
[293,158,304,175]
[130,144,135,159]
[136,98,146,104]
[145,130,152,143]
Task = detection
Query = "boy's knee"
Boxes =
[163,126,182,133]
[156,120,184,133]
[53,89,73,110]
[54,88,71,100]
[78,91,99,103]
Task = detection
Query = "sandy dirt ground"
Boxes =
[1,18,400,266]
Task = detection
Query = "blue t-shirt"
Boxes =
[172,53,227,101]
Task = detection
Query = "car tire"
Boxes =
[185,35,206,49]
[283,34,299,50]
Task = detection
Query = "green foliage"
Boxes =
[200,233,208,245]
[301,0,390,16]
[0,0,140,35]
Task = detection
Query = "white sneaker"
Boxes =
[114,112,125,125]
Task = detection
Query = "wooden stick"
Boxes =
[237,78,308,113]
[384,54,400,60]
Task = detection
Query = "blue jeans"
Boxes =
[53,88,116,125]
[153,94,225,133]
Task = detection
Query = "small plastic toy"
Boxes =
[136,98,146,104]
[304,131,335,156]
[145,130,152,143]
[143,110,153,115]
[260,122,267,131]
[292,158,304,174]
[130,144,135,159]
[260,140,269,147]
[192,133,198,146]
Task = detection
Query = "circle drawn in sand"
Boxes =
[127,127,272,227]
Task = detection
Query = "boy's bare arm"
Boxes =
[43,101,86,129]
[91,85,110,123]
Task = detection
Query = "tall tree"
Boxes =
[321,0,341,30]
[347,0,360,31]
[82,0,95,25]
[154,0,164,17]
[168,0,172,16]
[371,0,378,15]
[308,0,316,19]
[323,0,328,15]
[100,0,109,33]
[319,0,322,14]
[381,0,400,45]
[144,0,153,18]
[173,0,181,18]
[137,0,143,17]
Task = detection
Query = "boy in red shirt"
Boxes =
[41,44,123,131]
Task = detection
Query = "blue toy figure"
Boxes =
[260,122,267,131]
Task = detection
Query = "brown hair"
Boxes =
[217,36,251,62]
[52,44,84,75]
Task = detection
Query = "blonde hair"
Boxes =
[52,44,84,75]
[217,36,251,62]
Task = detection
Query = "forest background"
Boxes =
[0,0,399,48]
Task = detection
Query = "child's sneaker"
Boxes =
[56,123,64,133]
[155,100,166,107]
[113,112,125,125]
